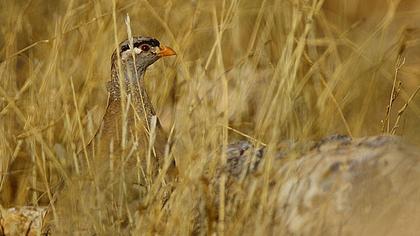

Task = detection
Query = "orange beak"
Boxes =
[158,46,176,57]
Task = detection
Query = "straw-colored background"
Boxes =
[0,0,419,234]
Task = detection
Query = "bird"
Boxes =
[82,36,177,180]
[55,37,177,234]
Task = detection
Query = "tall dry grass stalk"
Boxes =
[0,0,419,234]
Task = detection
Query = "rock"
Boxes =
[271,135,420,235]
[0,206,49,236]
[5,135,420,235]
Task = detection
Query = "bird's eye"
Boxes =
[140,44,150,51]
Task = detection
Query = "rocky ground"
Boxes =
[2,135,419,235]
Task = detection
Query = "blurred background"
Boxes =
[0,0,419,233]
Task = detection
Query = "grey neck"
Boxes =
[108,61,157,125]
[108,61,147,99]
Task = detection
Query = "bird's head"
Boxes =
[113,36,176,73]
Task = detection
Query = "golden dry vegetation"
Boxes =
[0,0,419,235]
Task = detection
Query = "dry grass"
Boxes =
[0,0,419,235]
